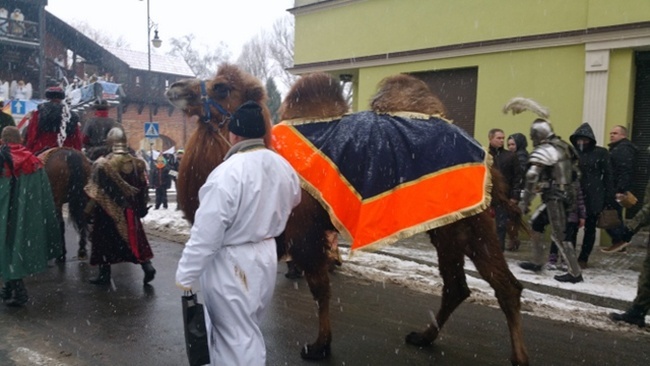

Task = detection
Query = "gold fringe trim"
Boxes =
[299,153,494,254]
[279,115,347,126]
[384,111,451,123]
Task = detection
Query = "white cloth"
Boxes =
[176,145,301,366]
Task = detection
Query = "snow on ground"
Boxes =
[144,204,649,335]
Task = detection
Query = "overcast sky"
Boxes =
[46,0,294,58]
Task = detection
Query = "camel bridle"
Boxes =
[198,80,233,147]
[199,80,231,128]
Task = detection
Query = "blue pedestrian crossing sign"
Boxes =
[144,122,160,138]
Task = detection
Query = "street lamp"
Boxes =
[142,0,161,159]
[143,0,162,124]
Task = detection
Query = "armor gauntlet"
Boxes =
[519,164,543,214]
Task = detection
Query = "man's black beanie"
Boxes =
[228,101,266,138]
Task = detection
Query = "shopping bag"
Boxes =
[596,209,621,229]
[182,291,210,366]
[619,191,638,209]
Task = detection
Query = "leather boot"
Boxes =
[142,261,156,284]
[89,265,111,285]
[609,305,646,327]
[5,279,28,307]
[0,281,14,301]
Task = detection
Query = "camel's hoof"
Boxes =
[55,255,66,263]
[77,249,88,260]
[405,331,433,347]
[300,343,331,360]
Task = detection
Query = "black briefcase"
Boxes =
[182,291,210,366]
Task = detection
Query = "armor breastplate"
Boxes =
[528,139,574,186]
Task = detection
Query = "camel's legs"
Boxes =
[406,224,470,345]
[301,259,332,360]
[465,212,529,366]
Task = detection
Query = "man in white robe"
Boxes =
[176,101,301,366]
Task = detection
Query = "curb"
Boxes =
[144,222,631,311]
[338,244,632,311]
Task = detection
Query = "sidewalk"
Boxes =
[352,230,647,311]
[140,206,647,313]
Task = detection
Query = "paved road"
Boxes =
[0,225,648,365]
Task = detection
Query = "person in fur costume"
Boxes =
[24,86,82,155]
[84,128,156,285]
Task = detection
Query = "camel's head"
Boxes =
[166,63,268,130]
[279,73,349,121]
[370,74,447,117]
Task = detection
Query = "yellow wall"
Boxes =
[352,45,585,142]
[606,49,636,133]
[295,0,650,65]
[587,0,650,27]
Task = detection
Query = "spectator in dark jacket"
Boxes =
[488,128,524,251]
[150,155,171,209]
[570,122,618,267]
[507,133,529,174]
[506,133,529,251]
[602,125,639,253]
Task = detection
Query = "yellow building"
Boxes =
[290,0,650,212]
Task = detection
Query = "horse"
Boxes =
[166,64,529,366]
[40,147,91,262]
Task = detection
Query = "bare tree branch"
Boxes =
[168,34,231,79]
[268,15,297,90]
[236,34,271,82]
[70,20,130,48]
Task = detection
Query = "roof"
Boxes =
[104,46,195,78]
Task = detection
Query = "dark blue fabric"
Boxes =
[293,111,485,199]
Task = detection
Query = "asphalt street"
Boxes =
[0,223,648,365]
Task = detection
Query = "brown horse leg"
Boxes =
[465,212,529,366]
[406,224,470,346]
[300,260,332,360]
[55,209,67,263]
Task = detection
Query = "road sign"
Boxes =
[11,100,26,115]
[144,122,159,138]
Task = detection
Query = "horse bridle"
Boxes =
[200,80,231,128]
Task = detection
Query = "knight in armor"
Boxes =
[84,128,156,285]
[24,86,82,155]
[518,118,584,283]
[82,100,120,161]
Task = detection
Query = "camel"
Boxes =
[165,64,529,366]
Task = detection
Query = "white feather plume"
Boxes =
[502,97,550,119]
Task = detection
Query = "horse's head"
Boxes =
[370,74,447,117]
[280,73,349,121]
[166,63,269,135]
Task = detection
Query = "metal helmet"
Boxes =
[106,127,128,154]
[530,118,555,146]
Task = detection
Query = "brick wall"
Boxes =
[99,106,199,153]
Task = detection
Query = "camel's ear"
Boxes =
[212,82,231,100]
[244,84,265,103]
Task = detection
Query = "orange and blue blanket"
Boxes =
[272,111,491,251]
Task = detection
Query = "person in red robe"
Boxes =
[24,86,82,155]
